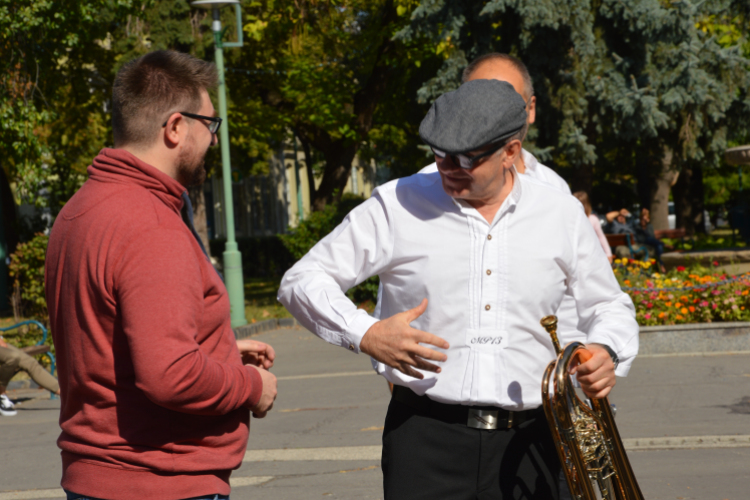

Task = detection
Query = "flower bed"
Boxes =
[613,259,750,326]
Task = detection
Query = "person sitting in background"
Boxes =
[573,191,613,263]
[604,208,638,259]
[634,208,666,269]
[0,335,60,417]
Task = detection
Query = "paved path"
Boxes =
[1,327,749,499]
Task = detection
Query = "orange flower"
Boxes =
[680,296,688,302]
[676,314,684,320]
[743,290,749,296]
[658,312,666,319]
[665,301,672,307]
[681,307,688,314]
[689,306,695,313]
[675,302,682,308]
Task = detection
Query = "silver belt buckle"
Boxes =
[467,409,499,429]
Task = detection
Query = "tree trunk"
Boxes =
[651,145,678,231]
[635,144,654,210]
[188,184,211,257]
[570,163,593,195]
[297,133,317,205]
[311,142,359,211]
[673,162,706,236]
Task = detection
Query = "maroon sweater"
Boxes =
[45,149,262,500]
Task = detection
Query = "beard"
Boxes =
[176,141,209,187]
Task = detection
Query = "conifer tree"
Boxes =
[398,0,750,233]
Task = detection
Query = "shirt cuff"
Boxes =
[341,312,379,354]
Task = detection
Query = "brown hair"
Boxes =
[462,53,534,100]
[112,50,218,148]
[572,191,592,216]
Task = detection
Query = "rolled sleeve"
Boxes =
[568,209,639,376]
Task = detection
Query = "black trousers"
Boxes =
[382,396,562,500]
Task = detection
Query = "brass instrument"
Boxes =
[540,315,644,500]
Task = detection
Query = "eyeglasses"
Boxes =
[431,142,506,169]
[162,112,222,134]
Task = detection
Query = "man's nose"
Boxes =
[210,133,218,147]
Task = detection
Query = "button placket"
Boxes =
[480,229,499,329]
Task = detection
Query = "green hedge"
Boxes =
[209,236,294,278]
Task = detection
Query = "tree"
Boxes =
[397,0,750,234]
[0,1,150,214]
[232,0,442,211]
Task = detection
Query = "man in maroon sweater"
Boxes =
[45,50,277,500]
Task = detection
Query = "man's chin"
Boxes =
[440,176,471,198]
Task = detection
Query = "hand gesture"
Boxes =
[570,343,616,399]
[237,339,275,370]
[359,298,449,379]
[249,366,277,418]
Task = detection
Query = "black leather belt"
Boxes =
[392,385,543,430]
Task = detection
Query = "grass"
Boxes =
[244,277,292,324]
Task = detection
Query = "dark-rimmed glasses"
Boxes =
[431,142,506,169]
[162,112,222,134]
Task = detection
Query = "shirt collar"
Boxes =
[450,166,523,224]
[521,148,540,173]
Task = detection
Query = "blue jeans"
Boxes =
[65,491,229,500]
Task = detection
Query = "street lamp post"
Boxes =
[192,0,246,328]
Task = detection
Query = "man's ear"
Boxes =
[162,112,185,148]
[503,140,523,169]
[527,96,537,125]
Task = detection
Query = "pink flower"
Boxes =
[677,266,686,272]
[732,305,739,310]
[736,290,743,296]
[644,313,652,319]
[700,301,709,307]
[712,290,721,296]
[712,303,718,309]
[713,261,719,266]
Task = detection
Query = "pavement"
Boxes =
[1,326,750,500]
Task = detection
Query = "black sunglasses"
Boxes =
[162,112,222,134]
[431,141,506,169]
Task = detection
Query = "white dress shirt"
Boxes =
[521,149,571,195]
[278,169,638,410]
[417,152,588,352]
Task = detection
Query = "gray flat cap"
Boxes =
[419,79,527,154]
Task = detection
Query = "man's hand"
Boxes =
[249,366,277,418]
[570,343,616,399]
[359,298,449,380]
[237,339,275,370]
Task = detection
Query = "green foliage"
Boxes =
[0,0,151,209]
[399,0,750,228]
[233,0,443,208]
[280,194,379,303]
[210,235,295,278]
[8,234,49,327]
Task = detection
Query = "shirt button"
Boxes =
[485,304,491,311]
[487,234,493,240]
[348,344,355,351]
[486,269,492,275]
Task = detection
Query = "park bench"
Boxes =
[654,228,686,240]
[605,233,649,261]
[1,320,56,397]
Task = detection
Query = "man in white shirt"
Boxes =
[279,79,638,499]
